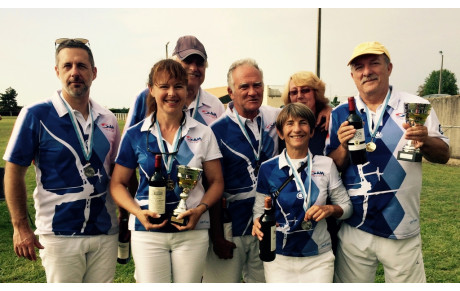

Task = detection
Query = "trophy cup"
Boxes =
[397,103,431,162]
[170,165,203,226]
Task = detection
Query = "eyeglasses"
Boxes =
[289,88,313,96]
[55,38,90,49]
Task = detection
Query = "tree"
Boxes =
[417,69,459,96]
[0,87,19,116]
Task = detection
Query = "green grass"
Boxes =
[0,116,459,283]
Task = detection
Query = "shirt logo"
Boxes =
[265,121,276,130]
[312,171,325,177]
[395,112,406,118]
[186,135,202,143]
[201,110,217,119]
[101,123,115,132]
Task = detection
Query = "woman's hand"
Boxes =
[252,217,263,240]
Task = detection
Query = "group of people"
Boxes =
[3,36,450,283]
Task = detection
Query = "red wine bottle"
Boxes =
[148,154,166,224]
[347,97,368,165]
[222,197,233,242]
[117,218,131,264]
[259,196,276,262]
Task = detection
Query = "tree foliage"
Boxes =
[0,87,20,115]
[417,69,459,96]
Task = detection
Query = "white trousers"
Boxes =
[131,229,209,283]
[202,235,265,283]
[39,234,118,283]
[334,223,426,283]
[263,251,335,283]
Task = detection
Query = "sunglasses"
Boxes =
[55,38,90,49]
[289,88,313,96]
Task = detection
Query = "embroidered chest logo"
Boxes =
[100,123,115,132]
[200,110,217,119]
[186,135,202,143]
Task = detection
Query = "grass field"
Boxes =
[0,116,458,283]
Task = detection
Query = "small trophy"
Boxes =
[397,103,431,162]
[170,165,203,226]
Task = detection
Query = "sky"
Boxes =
[1,3,460,109]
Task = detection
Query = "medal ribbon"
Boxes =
[60,94,94,163]
[234,111,264,167]
[285,152,312,212]
[363,87,392,142]
[155,119,182,176]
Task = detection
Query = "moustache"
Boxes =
[362,75,378,84]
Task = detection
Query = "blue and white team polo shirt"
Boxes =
[255,150,351,257]
[211,102,281,237]
[115,113,222,232]
[124,87,224,133]
[3,90,121,236]
[325,87,449,239]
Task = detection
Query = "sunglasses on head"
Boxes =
[55,38,90,49]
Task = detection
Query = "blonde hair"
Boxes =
[281,71,328,116]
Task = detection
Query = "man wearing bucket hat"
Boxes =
[325,41,450,282]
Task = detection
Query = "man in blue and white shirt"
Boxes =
[325,41,450,283]
[202,59,281,283]
[3,38,121,283]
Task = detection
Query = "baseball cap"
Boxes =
[172,35,207,61]
[348,41,391,66]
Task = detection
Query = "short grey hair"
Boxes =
[227,58,264,91]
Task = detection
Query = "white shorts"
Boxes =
[39,234,118,283]
[334,223,426,283]
[131,229,208,283]
[202,235,265,283]
[263,250,335,283]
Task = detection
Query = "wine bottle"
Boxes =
[221,197,233,242]
[347,97,368,165]
[117,218,131,264]
[259,196,276,262]
[148,154,166,224]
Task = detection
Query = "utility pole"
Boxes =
[166,41,170,58]
[316,8,321,78]
[438,51,443,94]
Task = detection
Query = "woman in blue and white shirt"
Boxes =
[110,59,223,283]
[252,103,352,283]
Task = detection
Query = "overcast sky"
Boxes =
[1,4,459,109]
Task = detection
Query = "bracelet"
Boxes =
[197,202,209,212]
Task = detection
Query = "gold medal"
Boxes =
[83,164,95,178]
[167,176,175,191]
[301,220,313,231]
[366,142,376,152]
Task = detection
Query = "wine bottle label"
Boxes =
[148,186,166,214]
[118,242,130,259]
[270,225,276,252]
[348,128,366,151]
[223,222,233,242]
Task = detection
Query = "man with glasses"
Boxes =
[3,38,121,283]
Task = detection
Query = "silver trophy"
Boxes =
[397,103,431,162]
[170,165,203,226]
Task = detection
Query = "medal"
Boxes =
[366,141,376,152]
[167,176,175,191]
[60,94,95,179]
[301,220,313,231]
[83,164,95,178]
